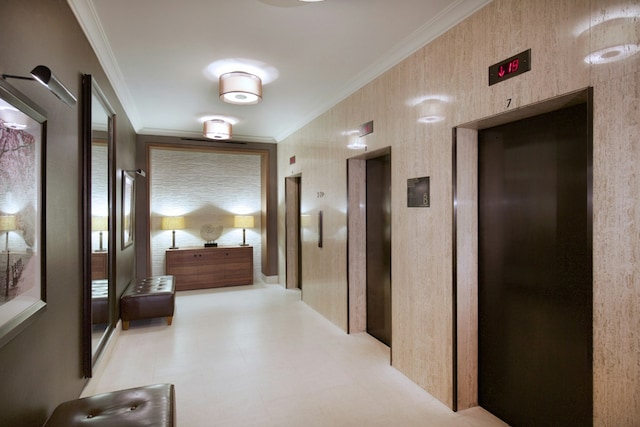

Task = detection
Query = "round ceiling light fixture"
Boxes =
[203,119,232,140]
[219,71,262,105]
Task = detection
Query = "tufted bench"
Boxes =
[120,275,175,330]
[43,383,176,426]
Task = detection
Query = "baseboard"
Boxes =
[261,274,279,284]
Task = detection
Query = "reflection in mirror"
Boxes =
[82,75,115,377]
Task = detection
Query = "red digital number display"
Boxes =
[497,59,519,78]
[489,50,531,86]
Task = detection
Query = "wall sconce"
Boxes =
[124,169,146,178]
[233,215,254,246]
[91,216,108,252]
[161,216,185,249]
[219,72,262,105]
[2,65,77,106]
[203,119,232,140]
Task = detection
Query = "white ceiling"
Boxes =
[68,0,490,143]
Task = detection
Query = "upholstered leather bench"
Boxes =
[43,383,175,426]
[120,275,175,330]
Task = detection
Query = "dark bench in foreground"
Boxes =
[43,383,176,426]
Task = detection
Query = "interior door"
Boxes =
[478,103,592,426]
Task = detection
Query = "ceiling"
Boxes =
[68,0,490,143]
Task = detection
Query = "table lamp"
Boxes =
[161,216,185,249]
[233,215,254,246]
[92,216,108,251]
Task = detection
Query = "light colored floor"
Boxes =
[82,282,508,427]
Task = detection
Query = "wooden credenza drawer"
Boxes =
[165,246,253,291]
[91,251,108,280]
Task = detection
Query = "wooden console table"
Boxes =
[91,251,108,280]
[165,245,253,291]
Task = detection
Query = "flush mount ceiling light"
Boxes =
[219,71,262,105]
[203,119,232,140]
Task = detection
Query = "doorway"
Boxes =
[475,102,592,426]
[347,147,392,346]
[285,176,301,290]
[453,89,593,422]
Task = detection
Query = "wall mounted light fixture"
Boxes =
[2,65,77,106]
[203,119,232,140]
[219,71,262,105]
[124,168,147,178]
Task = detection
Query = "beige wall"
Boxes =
[277,0,640,424]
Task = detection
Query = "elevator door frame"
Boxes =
[347,147,392,341]
[452,87,593,411]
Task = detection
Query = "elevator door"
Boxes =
[285,176,301,290]
[478,103,592,426]
[366,154,391,346]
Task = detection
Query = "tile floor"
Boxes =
[82,282,508,427]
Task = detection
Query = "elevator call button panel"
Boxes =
[407,176,430,207]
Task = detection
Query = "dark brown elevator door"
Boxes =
[366,154,391,346]
[285,176,301,290]
[478,103,592,426]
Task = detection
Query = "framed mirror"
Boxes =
[82,75,115,377]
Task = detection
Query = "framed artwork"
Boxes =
[0,79,47,349]
[121,170,134,249]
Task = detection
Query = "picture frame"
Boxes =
[121,170,134,248]
[0,79,47,349]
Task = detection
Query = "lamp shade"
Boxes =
[233,215,254,229]
[92,216,108,231]
[204,119,231,140]
[219,72,262,105]
[0,215,17,231]
[161,216,185,230]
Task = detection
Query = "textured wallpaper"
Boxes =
[150,147,262,278]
